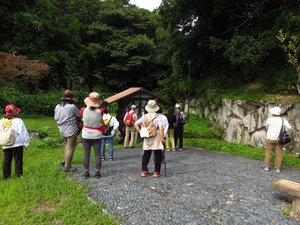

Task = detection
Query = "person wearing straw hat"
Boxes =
[0,104,30,180]
[134,100,165,178]
[54,90,81,172]
[264,106,291,173]
[80,92,104,179]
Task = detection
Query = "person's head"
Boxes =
[175,103,181,110]
[84,92,102,108]
[270,106,281,116]
[5,104,21,118]
[103,106,109,114]
[145,100,159,113]
[61,90,77,102]
[168,107,174,114]
[131,105,136,110]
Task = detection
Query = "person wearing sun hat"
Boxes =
[80,92,104,179]
[264,106,292,173]
[174,103,184,151]
[54,90,81,172]
[0,104,30,180]
[134,100,165,178]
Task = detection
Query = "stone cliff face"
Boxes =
[187,98,299,156]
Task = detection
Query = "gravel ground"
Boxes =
[69,147,300,225]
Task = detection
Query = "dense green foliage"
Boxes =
[1,0,300,109]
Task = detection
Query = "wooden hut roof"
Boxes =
[104,87,171,105]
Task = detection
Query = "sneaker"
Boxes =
[172,148,176,152]
[153,172,161,178]
[83,171,90,179]
[166,148,170,152]
[179,148,183,151]
[274,168,281,173]
[61,161,65,167]
[264,167,270,171]
[141,171,150,177]
[109,158,113,161]
[101,158,106,161]
[130,146,134,148]
[95,171,101,179]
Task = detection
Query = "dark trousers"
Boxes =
[174,124,184,148]
[82,138,102,171]
[142,150,162,173]
[2,146,24,179]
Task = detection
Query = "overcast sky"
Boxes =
[130,0,162,11]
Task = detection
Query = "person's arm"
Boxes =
[159,125,165,142]
[134,117,143,133]
[112,117,119,130]
[284,118,292,131]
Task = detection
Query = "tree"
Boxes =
[0,52,49,84]
[277,30,300,94]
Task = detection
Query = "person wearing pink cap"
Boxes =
[0,104,30,180]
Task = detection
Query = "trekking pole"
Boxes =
[163,150,167,177]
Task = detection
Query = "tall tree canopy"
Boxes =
[1,0,300,104]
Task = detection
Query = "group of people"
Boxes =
[54,90,119,179]
[54,89,187,179]
[123,103,185,152]
[0,90,292,180]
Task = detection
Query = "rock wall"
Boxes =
[187,98,300,156]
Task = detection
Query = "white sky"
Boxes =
[130,0,162,11]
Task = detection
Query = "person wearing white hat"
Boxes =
[134,100,165,178]
[264,106,291,172]
[174,103,184,151]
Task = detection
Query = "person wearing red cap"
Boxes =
[0,104,30,180]
[54,90,81,172]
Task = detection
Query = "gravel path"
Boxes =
[69,147,300,225]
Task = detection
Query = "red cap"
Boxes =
[5,104,21,117]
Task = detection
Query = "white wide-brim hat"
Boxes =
[270,106,281,116]
[145,100,159,113]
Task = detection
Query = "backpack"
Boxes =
[0,119,15,146]
[140,114,158,138]
[180,112,188,124]
[124,111,134,127]
[102,116,113,136]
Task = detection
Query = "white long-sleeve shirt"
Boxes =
[266,116,291,140]
[1,117,30,149]
[102,113,119,137]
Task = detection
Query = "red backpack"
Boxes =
[124,111,134,126]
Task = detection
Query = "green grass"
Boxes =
[0,114,299,224]
[0,116,119,225]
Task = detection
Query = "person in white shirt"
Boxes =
[1,104,30,180]
[100,107,119,161]
[264,106,292,172]
[134,100,165,178]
